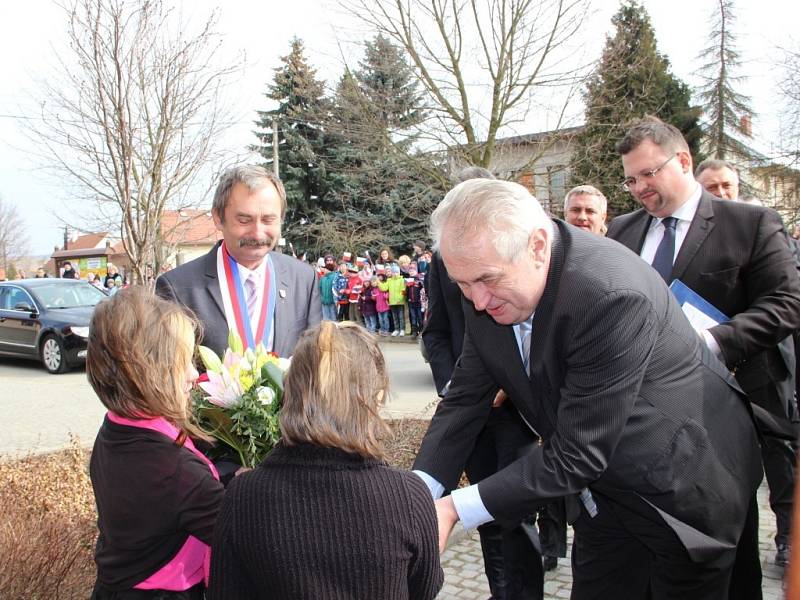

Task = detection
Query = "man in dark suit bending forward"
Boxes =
[412,177,762,599]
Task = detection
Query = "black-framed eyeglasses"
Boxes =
[620,154,676,192]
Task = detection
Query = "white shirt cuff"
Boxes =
[413,470,445,500]
[701,329,723,359]
[451,484,494,530]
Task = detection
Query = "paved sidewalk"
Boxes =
[438,482,786,599]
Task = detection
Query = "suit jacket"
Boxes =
[155,243,322,357]
[413,221,762,561]
[422,249,538,486]
[422,252,466,395]
[607,191,800,419]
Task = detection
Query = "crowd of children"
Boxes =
[316,242,432,338]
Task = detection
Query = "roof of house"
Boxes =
[161,209,221,246]
[50,231,128,262]
[64,232,109,251]
[494,125,584,146]
[51,247,115,259]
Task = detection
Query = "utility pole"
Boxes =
[272,119,279,176]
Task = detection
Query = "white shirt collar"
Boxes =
[236,254,269,283]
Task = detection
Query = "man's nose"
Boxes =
[469,282,491,311]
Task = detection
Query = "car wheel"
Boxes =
[41,334,69,374]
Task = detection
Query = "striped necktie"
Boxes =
[245,274,259,321]
[520,320,532,375]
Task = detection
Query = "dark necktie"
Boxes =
[520,320,532,376]
[651,217,677,282]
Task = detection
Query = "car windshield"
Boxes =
[33,282,107,309]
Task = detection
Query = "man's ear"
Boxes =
[528,228,548,266]
[677,150,693,174]
[212,208,224,230]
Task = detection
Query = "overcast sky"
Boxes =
[0,0,796,255]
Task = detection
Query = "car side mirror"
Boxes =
[14,302,36,316]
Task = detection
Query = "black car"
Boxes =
[0,279,107,373]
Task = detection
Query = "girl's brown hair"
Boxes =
[378,247,394,262]
[280,321,390,459]
[86,286,207,440]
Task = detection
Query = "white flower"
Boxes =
[277,357,292,372]
[256,386,276,406]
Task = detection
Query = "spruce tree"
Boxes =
[311,34,443,257]
[252,38,331,243]
[570,1,702,216]
[695,0,754,161]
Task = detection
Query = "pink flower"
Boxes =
[198,369,244,408]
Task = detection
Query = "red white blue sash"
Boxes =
[216,242,276,350]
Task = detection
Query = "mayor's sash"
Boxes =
[216,242,277,350]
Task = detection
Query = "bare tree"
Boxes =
[777,43,800,167]
[340,0,589,169]
[760,42,800,226]
[26,0,236,282]
[0,195,30,278]
[695,0,754,161]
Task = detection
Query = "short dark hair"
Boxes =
[616,115,690,156]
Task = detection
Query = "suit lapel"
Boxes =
[271,252,291,354]
[204,242,226,318]
[671,193,715,282]
[613,209,652,253]
[466,300,531,413]
[527,224,566,433]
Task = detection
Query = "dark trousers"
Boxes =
[537,499,567,558]
[408,302,423,333]
[390,305,405,332]
[762,435,796,545]
[570,491,736,600]
[466,402,544,600]
[729,495,762,600]
[337,302,349,321]
[748,382,796,545]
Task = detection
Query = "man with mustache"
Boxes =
[156,165,321,358]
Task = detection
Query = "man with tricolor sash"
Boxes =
[156,165,322,359]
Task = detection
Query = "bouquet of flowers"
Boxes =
[193,331,290,468]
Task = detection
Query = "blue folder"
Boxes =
[669,279,729,324]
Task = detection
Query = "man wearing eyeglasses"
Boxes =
[607,115,800,599]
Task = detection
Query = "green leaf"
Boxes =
[198,345,223,373]
[228,329,244,355]
[262,362,284,396]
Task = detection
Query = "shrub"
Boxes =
[0,437,96,599]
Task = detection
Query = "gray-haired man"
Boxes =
[156,165,321,358]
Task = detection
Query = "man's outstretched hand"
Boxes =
[434,495,459,553]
